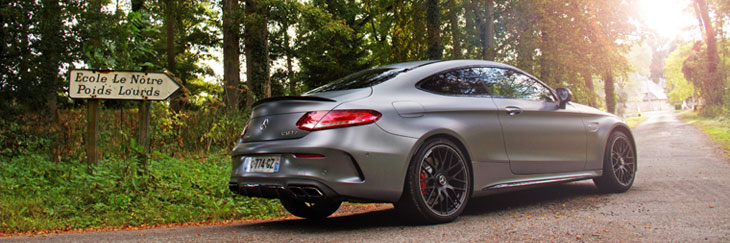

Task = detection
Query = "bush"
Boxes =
[0,101,249,162]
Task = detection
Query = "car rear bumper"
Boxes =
[230,124,417,203]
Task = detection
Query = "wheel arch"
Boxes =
[604,124,638,172]
[401,131,475,193]
[610,124,637,154]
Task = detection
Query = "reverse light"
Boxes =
[296,110,382,131]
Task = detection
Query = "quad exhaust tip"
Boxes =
[289,186,324,198]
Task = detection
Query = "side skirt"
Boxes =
[472,170,602,197]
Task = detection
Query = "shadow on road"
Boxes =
[235,181,605,232]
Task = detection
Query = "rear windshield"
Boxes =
[307,68,403,93]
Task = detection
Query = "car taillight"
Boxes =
[240,122,249,138]
[293,153,326,159]
[296,110,382,131]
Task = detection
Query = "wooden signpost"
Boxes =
[68,70,182,165]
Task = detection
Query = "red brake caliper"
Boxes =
[420,170,427,196]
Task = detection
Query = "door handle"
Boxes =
[505,106,522,116]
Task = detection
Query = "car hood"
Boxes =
[571,102,621,119]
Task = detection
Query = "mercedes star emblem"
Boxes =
[260,118,269,130]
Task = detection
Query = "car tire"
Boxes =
[396,138,472,224]
[594,130,637,193]
[280,198,341,220]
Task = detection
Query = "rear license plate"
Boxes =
[242,156,280,173]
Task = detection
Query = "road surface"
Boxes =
[5,111,730,242]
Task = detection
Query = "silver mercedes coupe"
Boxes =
[229,59,637,223]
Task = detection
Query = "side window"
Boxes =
[476,67,555,102]
[417,68,489,96]
[513,73,556,102]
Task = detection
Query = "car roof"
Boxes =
[378,60,442,69]
[369,59,545,91]
[381,59,516,71]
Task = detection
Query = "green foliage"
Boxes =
[379,0,428,63]
[497,0,638,109]
[149,102,248,155]
[0,0,75,114]
[187,78,224,106]
[82,11,159,70]
[0,151,284,233]
[268,0,302,95]
[0,120,52,158]
[623,116,647,129]
[0,100,262,234]
[0,101,248,163]
[664,42,697,104]
[296,0,373,90]
[152,0,221,84]
[664,39,730,115]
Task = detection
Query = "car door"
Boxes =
[480,68,587,174]
[414,67,509,188]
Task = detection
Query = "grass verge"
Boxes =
[624,116,648,129]
[678,111,730,155]
[0,152,285,234]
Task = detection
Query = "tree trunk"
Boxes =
[222,0,240,112]
[165,0,175,74]
[165,0,181,112]
[581,71,596,107]
[694,0,723,105]
[465,0,475,57]
[603,71,616,114]
[692,3,706,42]
[244,0,270,107]
[695,0,718,73]
[481,0,495,60]
[539,54,551,85]
[448,0,461,59]
[285,28,295,95]
[39,0,62,119]
[426,0,442,59]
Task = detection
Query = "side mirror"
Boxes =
[556,87,572,109]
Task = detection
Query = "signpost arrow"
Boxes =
[68,70,182,100]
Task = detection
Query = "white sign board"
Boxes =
[68,70,182,100]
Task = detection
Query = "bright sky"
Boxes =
[637,0,701,40]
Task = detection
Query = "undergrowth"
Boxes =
[0,102,286,234]
[623,116,647,128]
[0,151,285,233]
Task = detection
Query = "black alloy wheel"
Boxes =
[594,130,637,193]
[397,138,472,224]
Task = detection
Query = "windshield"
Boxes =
[306,68,404,94]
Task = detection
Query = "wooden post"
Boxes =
[86,99,99,164]
[137,100,151,172]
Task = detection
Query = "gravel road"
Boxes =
[5,111,729,242]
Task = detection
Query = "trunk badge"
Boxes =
[260,118,269,130]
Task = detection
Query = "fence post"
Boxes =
[137,100,151,172]
[86,99,99,164]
